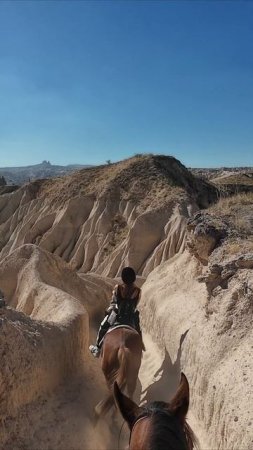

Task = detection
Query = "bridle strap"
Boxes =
[129,411,189,449]
[129,415,149,444]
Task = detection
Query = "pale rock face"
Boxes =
[0,244,113,430]
[1,158,249,449]
[187,212,228,265]
[0,156,216,276]
[140,250,253,450]
[0,185,197,276]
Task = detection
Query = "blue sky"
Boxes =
[0,1,252,168]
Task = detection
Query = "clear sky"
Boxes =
[0,0,252,168]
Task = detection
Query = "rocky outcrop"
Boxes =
[0,244,113,432]
[139,202,253,450]
[140,251,253,450]
[0,156,218,276]
[187,205,253,294]
[0,194,193,277]
[187,212,228,265]
[198,253,253,295]
[0,307,87,422]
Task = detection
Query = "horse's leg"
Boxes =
[95,371,115,418]
[127,358,141,399]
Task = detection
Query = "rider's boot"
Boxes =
[89,329,103,358]
[89,344,100,358]
[89,317,109,358]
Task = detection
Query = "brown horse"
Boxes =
[114,372,198,450]
[94,325,143,419]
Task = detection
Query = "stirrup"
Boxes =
[89,345,101,358]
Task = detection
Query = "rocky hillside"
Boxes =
[0,156,252,449]
[0,155,218,277]
[191,167,253,197]
[0,160,91,185]
[0,244,114,449]
[0,176,18,196]
[140,194,253,450]
[191,166,253,181]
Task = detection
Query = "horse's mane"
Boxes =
[134,401,198,450]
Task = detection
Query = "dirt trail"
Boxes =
[2,331,209,450]
[2,365,112,450]
[139,333,210,450]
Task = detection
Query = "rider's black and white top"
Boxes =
[108,283,141,328]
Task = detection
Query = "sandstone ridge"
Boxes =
[0,157,251,449]
[0,244,113,449]
[140,196,253,450]
[0,155,217,277]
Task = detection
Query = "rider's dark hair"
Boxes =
[121,267,136,285]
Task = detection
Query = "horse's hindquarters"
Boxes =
[97,327,142,418]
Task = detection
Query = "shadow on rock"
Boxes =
[141,329,189,403]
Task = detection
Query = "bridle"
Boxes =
[117,416,149,450]
[128,414,150,447]
[128,407,189,449]
[130,415,149,439]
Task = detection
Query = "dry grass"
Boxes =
[29,154,216,211]
[209,192,253,235]
[212,173,253,186]
[211,192,253,213]
[99,214,129,262]
[219,237,253,258]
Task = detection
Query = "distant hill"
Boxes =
[190,166,253,181]
[0,161,92,185]
[191,167,253,195]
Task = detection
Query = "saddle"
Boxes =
[103,324,145,351]
[107,324,138,334]
[98,324,139,348]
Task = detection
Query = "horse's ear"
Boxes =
[113,382,142,429]
[170,372,190,422]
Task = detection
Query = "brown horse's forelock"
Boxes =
[132,402,196,450]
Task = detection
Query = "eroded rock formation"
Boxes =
[0,156,251,449]
[0,156,217,277]
[0,244,114,448]
[140,204,253,450]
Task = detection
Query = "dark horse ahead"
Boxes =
[114,372,198,450]
[94,325,143,419]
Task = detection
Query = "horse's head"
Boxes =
[114,373,197,450]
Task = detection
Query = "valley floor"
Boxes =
[2,331,209,450]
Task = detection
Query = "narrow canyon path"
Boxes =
[139,333,210,450]
[3,331,209,450]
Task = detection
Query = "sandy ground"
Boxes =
[139,333,210,450]
[1,331,209,450]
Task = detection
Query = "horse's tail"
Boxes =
[116,346,130,393]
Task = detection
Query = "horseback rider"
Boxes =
[89,267,142,358]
